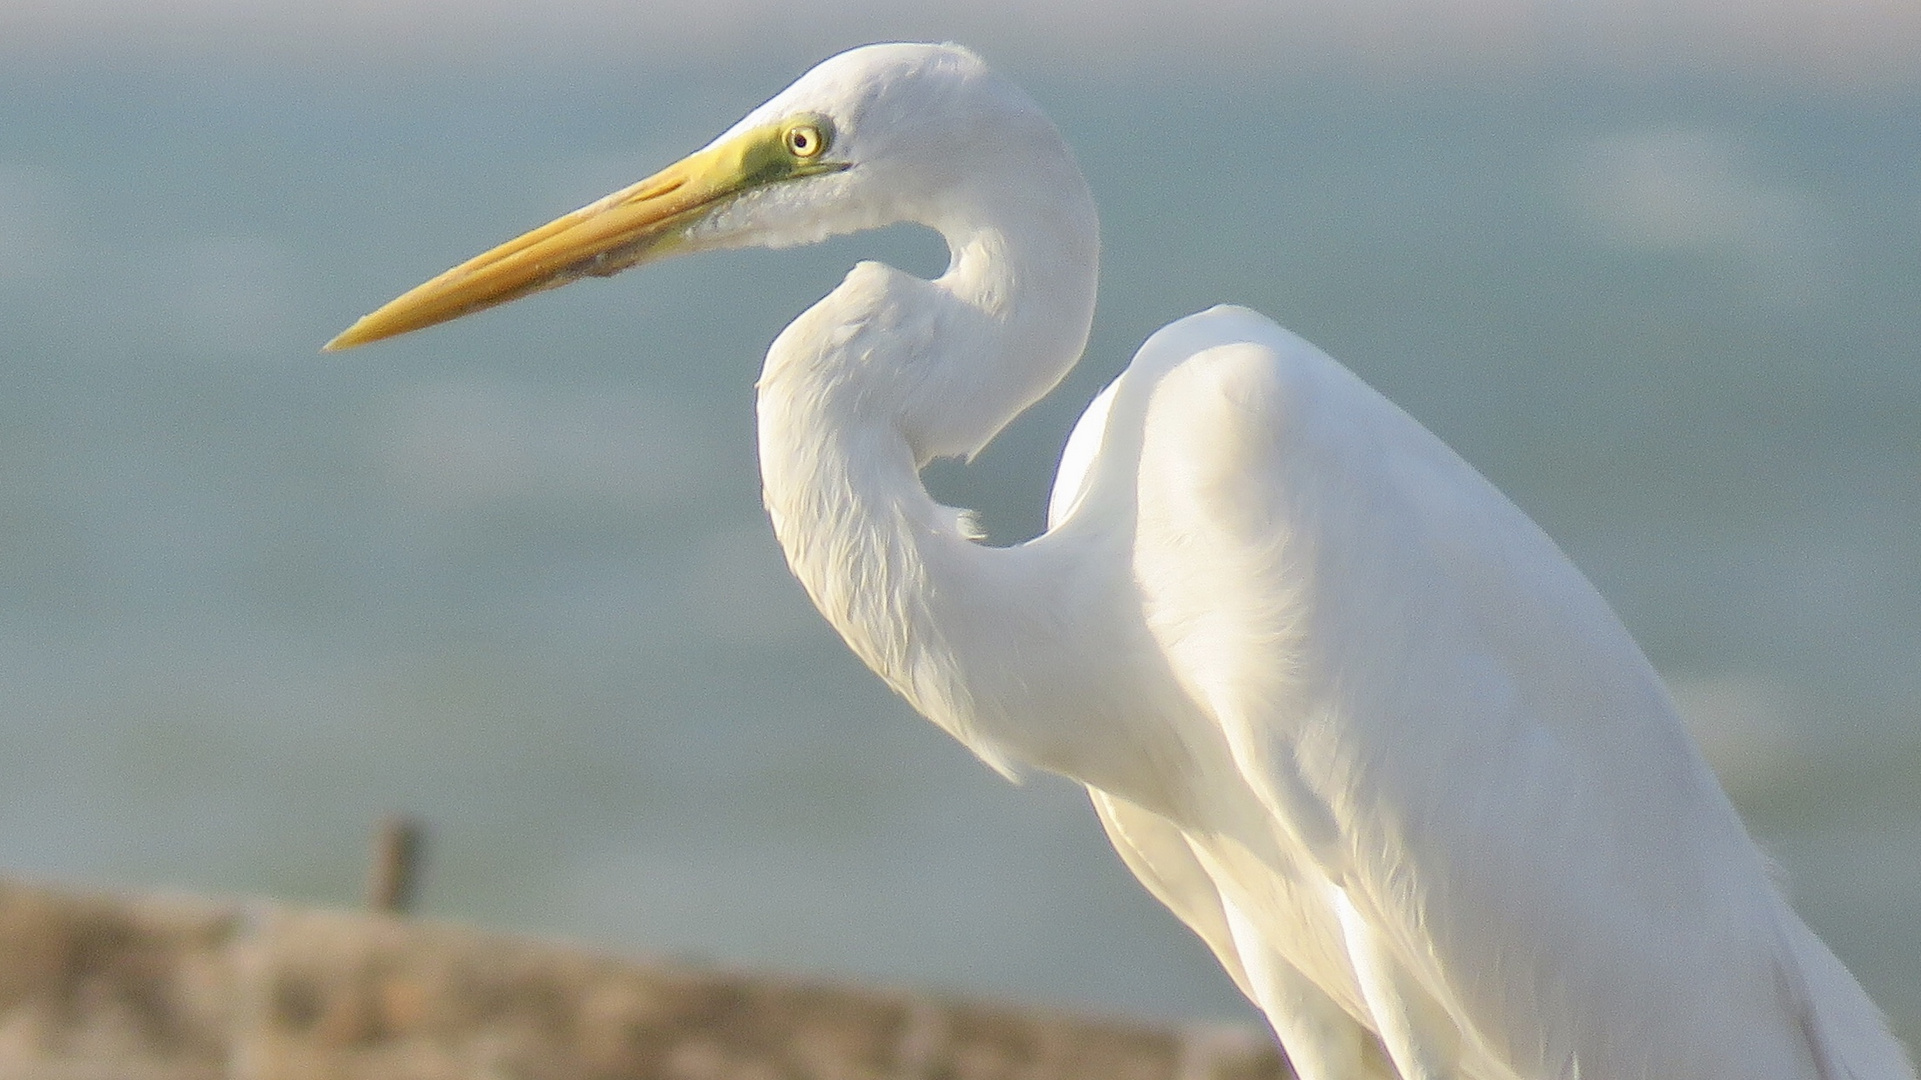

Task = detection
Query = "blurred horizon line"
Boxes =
[2,0,1919,94]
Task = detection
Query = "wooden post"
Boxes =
[366,815,425,914]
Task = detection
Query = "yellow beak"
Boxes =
[324,121,841,352]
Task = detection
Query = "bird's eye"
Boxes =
[785,123,826,159]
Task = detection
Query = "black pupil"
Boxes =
[792,130,812,152]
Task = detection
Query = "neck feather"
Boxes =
[755,164,1104,774]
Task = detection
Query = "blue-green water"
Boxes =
[0,56,1915,1042]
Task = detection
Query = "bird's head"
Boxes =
[325,42,1063,351]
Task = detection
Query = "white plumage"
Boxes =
[330,42,1913,1080]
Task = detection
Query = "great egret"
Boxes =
[327,43,1912,1080]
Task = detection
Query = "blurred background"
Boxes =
[0,0,1916,1050]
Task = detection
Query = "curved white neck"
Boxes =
[755,158,1137,780]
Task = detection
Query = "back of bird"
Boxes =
[1112,306,1912,1080]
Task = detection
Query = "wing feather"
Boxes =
[1118,307,1907,1080]
[1088,787,1256,1001]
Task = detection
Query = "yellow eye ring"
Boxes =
[785,123,825,159]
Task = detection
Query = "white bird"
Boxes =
[327,43,1913,1080]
